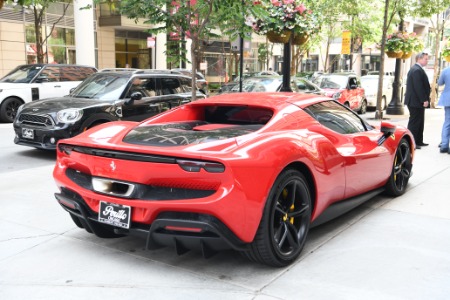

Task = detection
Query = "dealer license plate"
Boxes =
[22,128,34,139]
[98,201,131,229]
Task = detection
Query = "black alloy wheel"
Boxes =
[245,169,311,267]
[384,138,412,196]
[0,97,22,122]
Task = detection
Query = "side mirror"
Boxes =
[124,91,143,105]
[377,121,396,145]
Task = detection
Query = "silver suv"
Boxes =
[0,64,97,122]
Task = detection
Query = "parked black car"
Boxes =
[13,69,206,150]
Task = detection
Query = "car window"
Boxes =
[71,73,129,100]
[296,79,315,91]
[180,77,193,92]
[161,78,183,95]
[59,66,96,82]
[316,75,347,89]
[348,77,358,87]
[38,66,61,82]
[232,77,282,92]
[0,65,43,83]
[304,101,368,134]
[127,77,158,97]
[205,105,273,125]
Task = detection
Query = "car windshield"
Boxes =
[231,77,282,92]
[0,65,43,83]
[70,73,129,100]
[315,75,348,89]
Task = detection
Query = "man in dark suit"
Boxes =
[405,52,431,149]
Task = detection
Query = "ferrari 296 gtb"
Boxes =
[53,92,414,267]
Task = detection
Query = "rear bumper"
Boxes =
[55,190,250,255]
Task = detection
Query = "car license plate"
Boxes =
[22,128,34,139]
[98,201,131,229]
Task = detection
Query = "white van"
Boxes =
[361,74,394,110]
[0,64,97,122]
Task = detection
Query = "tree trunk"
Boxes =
[430,14,443,109]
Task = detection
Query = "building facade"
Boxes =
[0,1,433,84]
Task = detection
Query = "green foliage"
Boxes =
[385,31,423,53]
[247,0,320,36]
[443,48,450,57]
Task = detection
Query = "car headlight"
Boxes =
[332,92,341,100]
[57,108,83,123]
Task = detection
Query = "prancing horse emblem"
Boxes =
[110,161,116,172]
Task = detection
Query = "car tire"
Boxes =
[245,169,311,267]
[384,138,412,196]
[358,99,367,114]
[0,97,23,123]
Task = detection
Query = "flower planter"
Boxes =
[401,52,412,59]
[386,51,403,59]
[267,30,291,44]
[292,34,308,46]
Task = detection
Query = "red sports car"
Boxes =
[53,92,414,267]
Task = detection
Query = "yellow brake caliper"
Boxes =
[282,189,295,224]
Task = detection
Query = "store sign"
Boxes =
[147,37,156,48]
[341,31,351,55]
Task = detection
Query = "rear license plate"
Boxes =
[22,128,34,139]
[98,201,131,229]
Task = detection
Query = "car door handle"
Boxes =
[54,85,62,88]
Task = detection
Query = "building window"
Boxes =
[25,25,76,64]
[115,30,151,69]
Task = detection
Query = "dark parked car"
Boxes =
[13,69,206,150]
[0,64,97,122]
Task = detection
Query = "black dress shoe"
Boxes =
[418,143,429,146]
[416,145,421,149]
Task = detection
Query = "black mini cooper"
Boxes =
[13,69,206,150]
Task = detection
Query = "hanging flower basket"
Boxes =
[292,34,309,46]
[401,52,412,59]
[386,51,403,59]
[267,30,291,44]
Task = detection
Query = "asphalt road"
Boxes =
[1,108,450,300]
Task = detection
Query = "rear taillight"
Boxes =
[58,144,74,155]
[176,159,225,173]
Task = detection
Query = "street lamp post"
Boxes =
[279,39,293,92]
[386,15,405,115]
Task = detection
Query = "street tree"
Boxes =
[117,0,249,99]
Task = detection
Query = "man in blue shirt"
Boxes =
[438,66,450,153]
